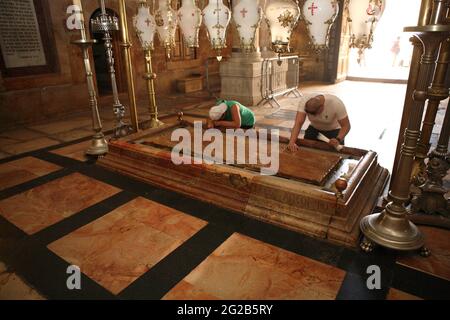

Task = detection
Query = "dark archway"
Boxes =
[89,8,125,96]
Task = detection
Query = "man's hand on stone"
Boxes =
[329,138,340,148]
[286,143,299,153]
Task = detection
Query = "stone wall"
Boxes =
[0,0,230,130]
[0,0,332,130]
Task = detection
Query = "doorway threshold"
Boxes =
[346,76,408,84]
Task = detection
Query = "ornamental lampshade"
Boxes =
[232,0,262,52]
[133,0,157,50]
[302,0,339,52]
[264,0,300,54]
[155,0,178,58]
[203,0,232,61]
[178,0,202,48]
[348,0,385,50]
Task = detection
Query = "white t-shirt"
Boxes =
[297,93,348,131]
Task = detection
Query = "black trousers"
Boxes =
[304,125,344,144]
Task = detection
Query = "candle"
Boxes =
[100,0,107,15]
[72,0,87,39]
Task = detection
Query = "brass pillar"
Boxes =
[391,0,433,185]
[72,1,108,156]
[413,38,450,183]
[360,0,450,256]
[119,0,139,132]
[143,48,163,128]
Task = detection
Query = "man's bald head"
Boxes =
[305,95,324,115]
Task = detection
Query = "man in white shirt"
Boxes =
[287,93,351,152]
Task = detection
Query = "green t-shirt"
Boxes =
[219,100,255,128]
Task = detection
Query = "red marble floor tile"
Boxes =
[0,172,120,234]
[50,140,91,162]
[48,197,207,295]
[397,226,450,281]
[163,233,345,300]
[0,157,61,191]
[386,288,421,300]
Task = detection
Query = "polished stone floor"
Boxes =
[0,81,449,300]
[0,152,449,300]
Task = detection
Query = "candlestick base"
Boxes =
[148,117,164,129]
[86,133,109,156]
[360,207,425,253]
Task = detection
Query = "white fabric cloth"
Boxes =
[209,103,228,120]
[297,93,348,131]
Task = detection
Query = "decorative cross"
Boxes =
[213,8,221,15]
[308,2,318,16]
[145,18,152,27]
[240,8,248,18]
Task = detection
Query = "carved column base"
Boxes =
[86,133,109,156]
[360,206,426,253]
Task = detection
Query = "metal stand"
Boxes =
[143,48,163,128]
[118,0,139,132]
[359,0,450,258]
[72,5,108,156]
[257,56,302,109]
[91,0,131,138]
[411,98,450,217]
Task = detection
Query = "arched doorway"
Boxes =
[89,8,125,96]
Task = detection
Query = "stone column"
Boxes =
[220,0,268,106]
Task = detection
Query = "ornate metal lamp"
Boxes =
[91,0,130,138]
[264,0,300,59]
[134,0,163,128]
[71,0,108,155]
[155,0,178,59]
[203,0,232,61]
[178,0,203,48]
[302,0,339,53]
[232,0,263,53]
[348,0,385,64]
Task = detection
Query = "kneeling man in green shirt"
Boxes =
[207,100,255,129]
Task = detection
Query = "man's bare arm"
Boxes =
[287,111,306,151]
[336,116,351,142]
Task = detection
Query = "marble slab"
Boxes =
[397,226,450,281]
[141,124,342,185]
[0,172,120,234]
[163,233,345,300]
[51,140,92,162]
[0,262,45,300]
[386,288,421,300]
[48,197,207,295]
[0,156,61,191]
[1,138,60,155]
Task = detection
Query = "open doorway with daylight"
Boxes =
[89,8,125,96]
[347,0,422,81]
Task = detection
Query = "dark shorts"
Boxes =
[304,125,344,144]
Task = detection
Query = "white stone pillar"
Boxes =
[220,0,265,106]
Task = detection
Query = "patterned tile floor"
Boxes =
[0,81,449,300]
[0,139,448,300]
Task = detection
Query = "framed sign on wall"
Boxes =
[0,0,59,77]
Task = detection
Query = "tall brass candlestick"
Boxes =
[412,38,449,182]
[144,48,163,128]
[118,0,139,132]
[72,0,108,155]
[360,0,450,257]
[411,98,450,215]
